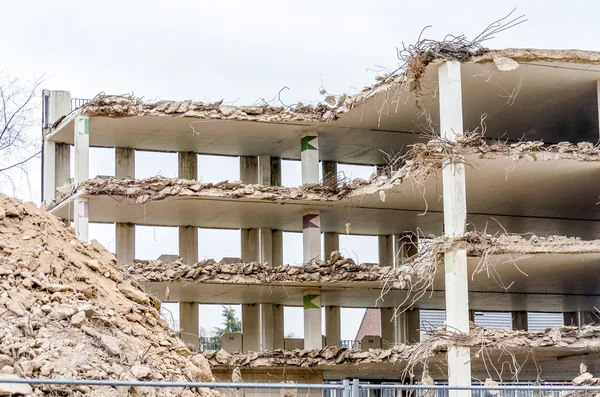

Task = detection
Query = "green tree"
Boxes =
[213,306,241,336]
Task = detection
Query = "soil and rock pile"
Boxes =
[0,194,218,396]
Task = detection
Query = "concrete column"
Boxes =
[439,60,471,394]
[42,90,71,203]
[258,155,272,185]
[325,306,341,347]
[323,232,339,261]
[301,132,319,184]
[178,152,197,180]
[116,147,135,179]
[179,302,199,349]
[399,233,418,261]
[322,161,337,187]
[564,312,579,326]
[42,140,56,204]
[303,211,321,262]
[116,223,135,264]
[270,157,282,186]
[378,235,394,267]
[469,310,475,323]
[74,115,89,241]
[260,228,273,265]
[380,307,396,348]
[242,303,260,352]
[240,156,258,184]
[179,226,198,264]
[272,230,283,267]
[397,309,420,344]
[261,303,284,350]
[241,229,260,262]
[55,143,71,189]
[304,290,322,349]
[511,311,528,331]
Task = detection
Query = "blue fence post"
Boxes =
[343,380,351,397]
[352,379,360,397]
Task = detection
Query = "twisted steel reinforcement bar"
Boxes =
[1,379,600,392]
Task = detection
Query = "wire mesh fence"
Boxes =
[199,336,221,351]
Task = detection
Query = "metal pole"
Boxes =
[352,379,360,397]
[343,380,351,397]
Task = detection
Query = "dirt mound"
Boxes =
[0,194,218,396]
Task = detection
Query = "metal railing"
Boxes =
[198,336,221,351]
[0,377,595,397]
[71,97,91,110]
[341,339,361,349]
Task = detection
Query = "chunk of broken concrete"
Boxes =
[0,374,33,395]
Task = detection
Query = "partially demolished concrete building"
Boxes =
[40,47,600,391]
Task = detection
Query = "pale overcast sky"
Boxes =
[2,0,599,341]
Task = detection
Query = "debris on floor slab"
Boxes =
[0,194,219,396]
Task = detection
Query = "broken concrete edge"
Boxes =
[121,253,390,284]
[46,133,600,210]
[205,324,600,374]
[44,47,600,134]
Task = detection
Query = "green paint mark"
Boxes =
[303,294,320,309]
[444,255,454,274]
[84,118,90,135]
[301,135,317,151]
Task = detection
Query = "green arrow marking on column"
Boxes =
[303,294,320,309]
[301,136,317,151]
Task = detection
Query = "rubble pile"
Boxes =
[122,253,390,284]
[205,325,600,369]
[71,94,337,124]
[0,194,219,396]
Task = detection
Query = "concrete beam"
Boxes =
[261,303,284,350]
[179,226,198,264]
[74,115,89,241]
[380,307,395,348]
[178,152,197,180]
[179,302,199,350]
[323,232,339,260]
[270,157,282,186]
[378,235,394,267]
[242,303,260,352]
[116,147,135,179]
[304,290,322,349]
[116,223,135,264]
[241,228,259,263]
[302,211,321,262]
[321,161,337,188]
[511,311,528,331]
[325,306,341,347]
[301,132,319,184]
[272,230,283,267]
[240,156,258,184]
[439,60,471,394]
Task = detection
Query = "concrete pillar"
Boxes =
[55,143,71,189]
[322,161,337,187]
[270,157,282,186]
[301,132,319,184]
[380,307,395,348]
[74,115,89,242]
[242,303,260,352]
[116,147,135,179]
[469,310,475,323]
[397,309,420,344]
[42,90,71,203]
[258,155,272,185]
[260,228,273,265]
[325,306,341,347]
[116,223,135,264]
[241,229,259,263]
[179,226,198,264]
[399,233,418,261]
[272,230,283,267]
[378,235,394,267]
[511,311,528,331]
[240,156,258,184]
[261,303,284,350]
[304,290,322,349]
[439,60,471,394]
[178,152,197,180]
[303,211,321,262]
[179,302,199,349]
[564,312,579,326]
[42,140,56,204]
[323,232,339,261]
